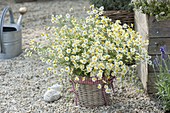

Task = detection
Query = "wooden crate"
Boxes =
[135,11,170,94]
[103,10,134,26]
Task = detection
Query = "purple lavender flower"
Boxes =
[160,46,168,60]
[153,46,170,73]
[160,46,165,54]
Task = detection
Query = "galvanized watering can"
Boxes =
[0,6,27,59]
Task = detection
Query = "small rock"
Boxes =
[43,84,63,102]
[44,89,61,102]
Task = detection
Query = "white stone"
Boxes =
[43,84,63,102]
[44,89,61,102]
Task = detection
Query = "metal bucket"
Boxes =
[0,6,22,59]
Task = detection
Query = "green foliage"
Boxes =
[132,0,170,21]
[89,0,133,11]
[153,47,170,111]
[156,72,170,111]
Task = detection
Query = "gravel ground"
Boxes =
[0,0,165,113]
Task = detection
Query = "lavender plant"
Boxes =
[153,46,170,111]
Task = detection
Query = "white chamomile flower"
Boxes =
[47,67,52,71]
[60,68,64,73]
[75,55,80,60]
[123,24,128,28]
[104,85,108,89]
[99,6,104,11]
[98,84,102,89]
[87,66,92,73]
[94,66,98,70]
[97,73,102,79]
[58,54,64,58]
[66,49,71,53]
[92,56,98,62]
[65,57,69,61]
[80,59,87,64]
[119,61,123,65]
[65,66,70,72]
[82,24,87,28]
[90,5,94,9]
[82,43,86,48]
[93,9,98,14]
[105,88,111,93]
[75,76,79,81]
[80,65,85,70]
[82,77,85,81]
[84,39,88,43]
[92,77,97,82]
[82,31,87,36]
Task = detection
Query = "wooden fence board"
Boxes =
[135,11,170,94]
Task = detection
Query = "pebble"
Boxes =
[43,83,63,102]
[44,89,61,102]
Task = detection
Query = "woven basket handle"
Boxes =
[0,6,15,53]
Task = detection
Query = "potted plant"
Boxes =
[89,0,134,25]
[27,5,150,107]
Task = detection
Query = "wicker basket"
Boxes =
[103,10,134,26]
[70,77,114,107]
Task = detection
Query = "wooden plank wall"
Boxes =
[135,11,170,94]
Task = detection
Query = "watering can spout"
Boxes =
[17,7,27,26]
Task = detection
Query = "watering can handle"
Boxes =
[0,6,15,53]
